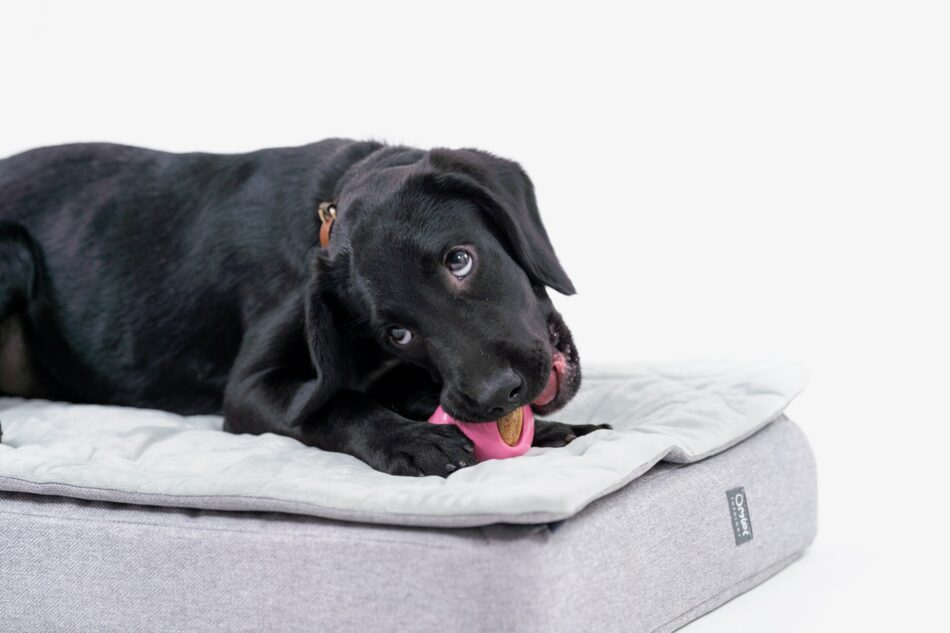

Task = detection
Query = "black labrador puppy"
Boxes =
[0,140,604,475]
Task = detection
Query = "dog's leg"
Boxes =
[532,419,612,448]
[222,298,474,476]
[1,222,46,441]
[226,377,475,477]
[302,390,475,476]
[0,222,38,321]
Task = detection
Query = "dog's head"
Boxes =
[314,147,580,422]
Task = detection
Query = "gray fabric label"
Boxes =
[726,487,754,545]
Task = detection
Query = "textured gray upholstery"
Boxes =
[0,417,816,633]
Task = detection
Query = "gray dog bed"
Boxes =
[0,361,816,631]
[0,417,816,632]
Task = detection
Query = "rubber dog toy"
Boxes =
[428,405,535,463]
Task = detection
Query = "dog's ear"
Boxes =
[425,149,576,295]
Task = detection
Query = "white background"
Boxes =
[2,1,948,629]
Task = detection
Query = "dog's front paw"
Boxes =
[377,418,475,477]
[532,419,611,448]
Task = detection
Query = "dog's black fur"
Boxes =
[0,140,604,475]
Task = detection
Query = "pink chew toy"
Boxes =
[428,405,535,462]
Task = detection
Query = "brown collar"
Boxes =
[317,201,337,249]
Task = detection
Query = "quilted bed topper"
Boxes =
[0,360,807,528]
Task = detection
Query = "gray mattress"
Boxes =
[0,417,816,633]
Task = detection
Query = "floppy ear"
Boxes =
[425,149,577,295]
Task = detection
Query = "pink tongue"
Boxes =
[532,367,559,407]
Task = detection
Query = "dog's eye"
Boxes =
[445,248,473,278]
[389,327,413,345]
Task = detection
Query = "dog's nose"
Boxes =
[470,368,523,418]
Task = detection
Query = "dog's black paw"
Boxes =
[532,419,611,448]
[375,418,475,477]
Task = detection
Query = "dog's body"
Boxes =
[0,140,603,474]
